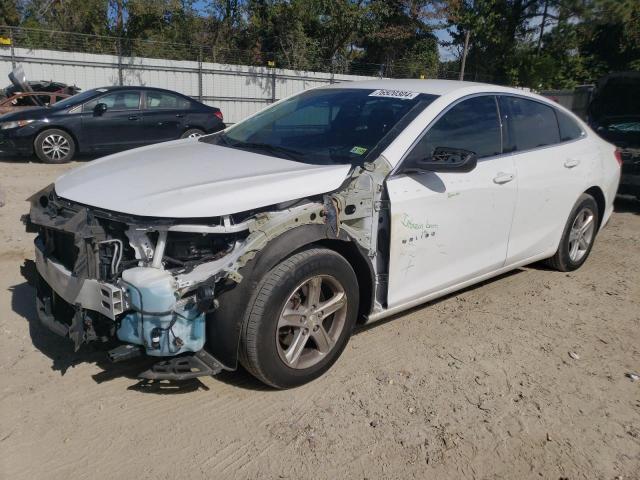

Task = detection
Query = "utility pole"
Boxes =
[198,45,203,101]
[459,30,471,81]
[115,0,124,86]
[9,28,16,69]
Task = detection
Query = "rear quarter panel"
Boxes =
[595,136,621,227]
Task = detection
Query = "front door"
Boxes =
[386,95,517,307]
[81,90,145,150]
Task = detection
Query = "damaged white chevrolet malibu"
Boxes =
[25,79,621,388]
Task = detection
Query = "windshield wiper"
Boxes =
[227,141,304,161]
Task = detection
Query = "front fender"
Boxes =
[205,223,372,369]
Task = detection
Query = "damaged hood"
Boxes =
[54,139,351,218]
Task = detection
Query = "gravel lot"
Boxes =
[1,155,639,480]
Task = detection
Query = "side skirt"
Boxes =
[365,250,555,324]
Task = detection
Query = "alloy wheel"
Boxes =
[568,207,595,262]
[41,134,71,161]
[276,275,348,369]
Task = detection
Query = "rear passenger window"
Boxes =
[406,95,502,162]
[500,96,560,152]
[146,92,190,109]
[556,109,583,142]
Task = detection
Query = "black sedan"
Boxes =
[0,86,225,163]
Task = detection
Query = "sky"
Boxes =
[435,29,455,61]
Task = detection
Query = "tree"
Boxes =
[1,0,21,26]
[20,0,110,34]
[445,0,545,84]
[358,0,442,77]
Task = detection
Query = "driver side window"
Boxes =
[406,95,502,163]
[83,91,141,112]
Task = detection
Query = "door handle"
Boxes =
[493,172,515,184]
[128,115,139,121]
[564,158,580,168]
[175,113,184,118]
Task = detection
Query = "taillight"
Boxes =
[614,149,623,167]
[214,110,223,121]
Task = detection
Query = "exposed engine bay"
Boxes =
[24,158,391,379]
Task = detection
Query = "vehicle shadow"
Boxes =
[354,268,524,335]
[14,260,528,393]
[12,259,270,393]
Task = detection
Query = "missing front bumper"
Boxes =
[35,238,125,320]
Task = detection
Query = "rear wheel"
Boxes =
[240,248,359,389]
[34,129,75,163]
[546,193,599,271]
[180,128,204,139]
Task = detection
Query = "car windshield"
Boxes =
[51,89,99,109]
[203,88,438,165]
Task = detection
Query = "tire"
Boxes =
[239,248,359,389]
[545,193,599,272]
[180,128,205,139]
[34,129,76,163]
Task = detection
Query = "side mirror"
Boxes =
[403,147,477,173]
[94,103,108,116]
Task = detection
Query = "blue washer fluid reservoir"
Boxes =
[117,267,205,356]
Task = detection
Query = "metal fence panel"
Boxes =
[0,45,381,123]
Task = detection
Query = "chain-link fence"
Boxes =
[0,26,477,122]
[0,26,469,79]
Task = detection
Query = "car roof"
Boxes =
[90,85,190,95]
[326,78,536,98]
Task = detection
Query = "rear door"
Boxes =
[141,90,190,143]
[386,95,518,307]
[498,95,592,263]
[81,90,145,150]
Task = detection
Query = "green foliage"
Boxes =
[1,0,20,26]
[4,0,639,85]
[445,0,640,87]
[20,0,110,34]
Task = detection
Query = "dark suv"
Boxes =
[589,72,640,199]
[0,86,224,163]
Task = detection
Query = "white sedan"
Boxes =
[26,80,621,388]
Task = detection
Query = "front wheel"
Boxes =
[34,129,76,163]
[240,248,359,389]
[546,193,599,271]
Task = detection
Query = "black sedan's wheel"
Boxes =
[180,128,205,139]
[546,193,599,271]
[240,248,359,389]
[34,129,76,163]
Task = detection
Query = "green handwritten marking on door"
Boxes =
[401,213,439,231]
[401,213,423,230]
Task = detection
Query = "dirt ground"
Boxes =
[1,155,639,480]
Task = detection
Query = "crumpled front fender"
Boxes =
[205,223,372,369]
